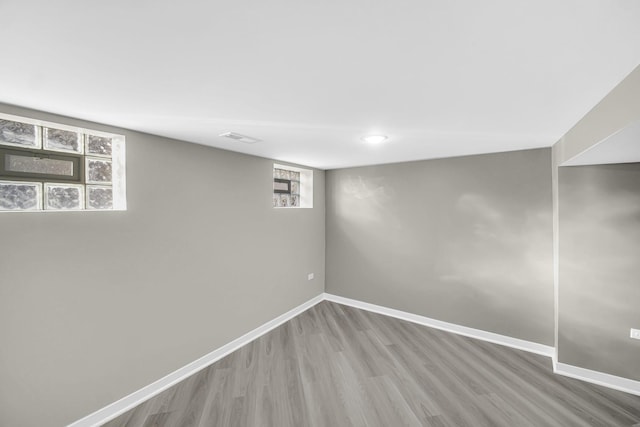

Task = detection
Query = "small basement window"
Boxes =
[273,164,312,208]
[0,113,126,212]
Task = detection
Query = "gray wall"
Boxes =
[0,104,326,427]
[552,65,640,381]
[558,164,640,381]
[326,148,554,345]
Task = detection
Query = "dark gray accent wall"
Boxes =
[326,148,554,345]
[0,104,325,427]
[558,163,640,381]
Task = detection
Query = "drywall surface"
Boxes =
[326,148,554,345]
[0,104,325,427]
[555,65,640,165]
[558,164,640,381]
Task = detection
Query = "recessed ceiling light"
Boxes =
[361,135,388,144]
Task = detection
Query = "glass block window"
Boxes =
[86,186,113,210]
[0,113,126,212]
[86,135,113,156]
[44,183,84,210]
[273,164,312,208]
[0,181,42,211]
[44,128,83,154]
[0,118,40,149]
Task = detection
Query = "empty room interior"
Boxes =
[1,1,640,426]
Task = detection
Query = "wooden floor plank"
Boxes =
[104,301,640,427]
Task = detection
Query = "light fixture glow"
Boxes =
[361,135,388,144]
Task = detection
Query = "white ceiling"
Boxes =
[1,1,639,169]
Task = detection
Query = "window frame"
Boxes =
[273,178,292,194]
[0,146,83,183]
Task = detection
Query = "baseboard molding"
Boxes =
[323,293,555,358]
[554,362,640,397]
[67,293,325,427]
[69,292,640,426]
[325,293,640,397]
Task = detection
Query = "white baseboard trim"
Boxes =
[67,293,325,427]
[554,362,640,397]
[325,293,640,397]
[323,293,555,358]
[69,292,640,427]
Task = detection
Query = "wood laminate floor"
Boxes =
[104,301,640,427]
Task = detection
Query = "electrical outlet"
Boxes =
[631,328,640,340]
[307,273,314,281]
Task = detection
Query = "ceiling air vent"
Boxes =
[219,132,261,144]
